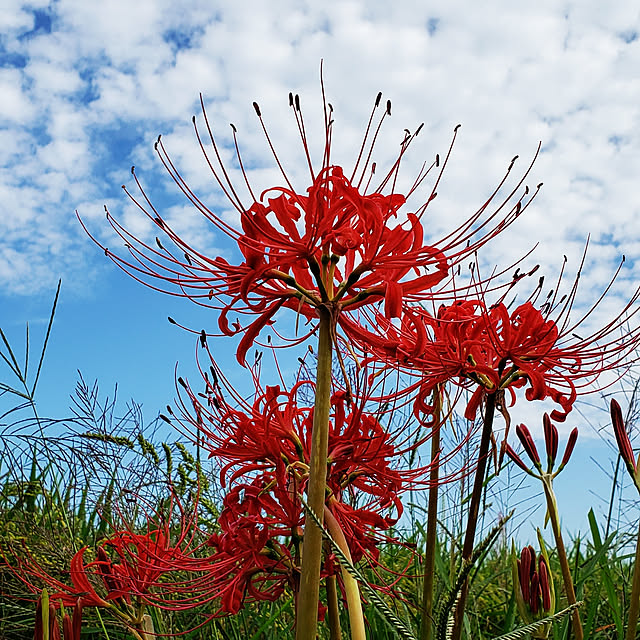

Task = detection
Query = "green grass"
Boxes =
[1,290,639,640]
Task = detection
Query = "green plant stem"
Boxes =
[451,391,497,640]
[420,387,442,640]
[296,307,333,640]
[542,479,583,640]
[625,518,640,640]
[324,505,366,640]
[326,573,342,640]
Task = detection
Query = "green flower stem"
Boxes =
[625,518,640,640]
[324,506,367,640]
[420,387,443,640]
[325,573,342,640]
[296,307,333,640]
[451,391,497,640]
[542,478,583,640]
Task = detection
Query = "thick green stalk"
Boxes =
[420,388,442,640]
[626,519,640,640]
[324,506,366,640]
[542,479,583,640]
[296,307,333,640]
[451,391,496,640]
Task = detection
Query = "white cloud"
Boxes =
[0,0,638,386]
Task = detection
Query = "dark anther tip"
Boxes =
[253,102,261,116]
[289,92,294,106]
[230,123,237,132]
[454,124,462,132]
[537,182,543,189]
[386,99,392,115]
[168,316,177,324]
[294,94,300,111]
[200,329,207,347]
[435,153,440,167]
[130,166,135,174]
[328,102,333,112]
[178,377,187,388]
[157,134,162,143]
[191,115,196,123]
[159,414,171,424]
[415,123,424,135]
[375,91,382,106]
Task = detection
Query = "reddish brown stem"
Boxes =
[451,391,496,640]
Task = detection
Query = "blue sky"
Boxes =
[1,0,640,538]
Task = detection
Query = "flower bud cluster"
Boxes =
[511,532,556,638]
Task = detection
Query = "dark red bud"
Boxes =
[539,558,551,612]
[506,444,531,473]
[543,413,558,465]
[516,424,540,465]
[559,427,579,469]
[611,399,636,474]
[49,604,60,640]
[34,598,43,640]
[519,547,532,602]
[529,571,540,614]
[63,614,72,640]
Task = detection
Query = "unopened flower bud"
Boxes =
[611,398,637,481]
[543,413,558,468]
[516,424,541,467]
[511,535,555,638]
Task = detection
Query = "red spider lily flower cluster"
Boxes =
[166,355,436,613]
[82,82,540,367]
[506,415,578,477]
[4,493,216,632]
[350,249,640,424]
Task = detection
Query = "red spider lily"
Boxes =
[205,476,297,614]
[3,490,216,632]
[174,373,417,561]
[164,352,447,580]
[82,81,539,365]
[352,249,640,423]
[506,416,578,477]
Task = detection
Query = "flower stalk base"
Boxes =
[296,308,334,640]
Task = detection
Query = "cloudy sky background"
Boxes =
[1,0,640,534]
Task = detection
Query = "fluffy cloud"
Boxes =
[0,0,638,311]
